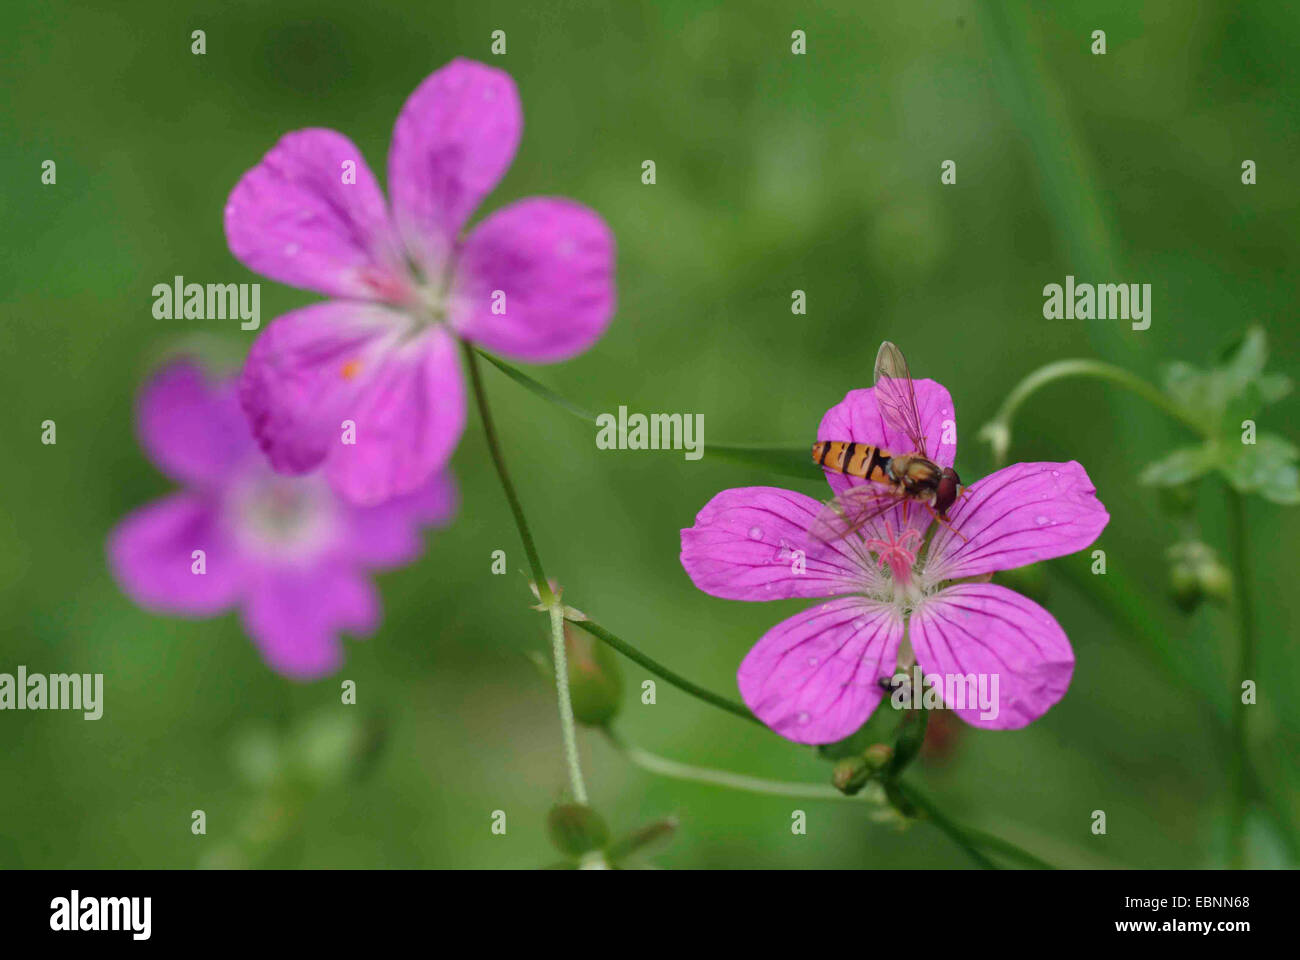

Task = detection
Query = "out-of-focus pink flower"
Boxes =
[107,360,456,679]
[225,58,615,506]
[680,381,1109,744]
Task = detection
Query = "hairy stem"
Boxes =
[462,340,587,799]
[550,605,588,804]
[607,731,862,801]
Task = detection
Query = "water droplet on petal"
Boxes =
[1052,470,1061,477]
[797,712,810,724]
[1035,515,1049,524]
[748,526,763,541]
[807,656,819,666]
[284,243,300,257]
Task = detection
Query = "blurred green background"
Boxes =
[2,0,1297,868]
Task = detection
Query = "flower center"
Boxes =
[863,520,921,586]
[846,518,933,608]
[227,468,339,563]
[411,280,449,326]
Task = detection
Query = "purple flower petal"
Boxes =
[138,360,250,487]
[239,301,407,476]
[388,58,522,279]
[738,598,903,744]
[816,379,957,498]
[910,582,1074,729]
[240,562,380,679]
[343,470,458,568]
[448,197,616,362]
[324,327,466,506]
[225,129,411,301]
[680,487,878,601]
[107,493,242,615]
[924,460,1109,583]
[815,380,957,538]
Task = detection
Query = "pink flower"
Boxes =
[107,360,456,679]
[226,58,616,506]
[679,380,1109,744]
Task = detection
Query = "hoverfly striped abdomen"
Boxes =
[812,441,893,484]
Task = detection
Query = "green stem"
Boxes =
[980,359,1203,466]
[1226,488,1257,869]
[569,617,762,727]
[961,823,1057,870]
[550,605,588,804]
[607,731,1039,868]
[462,338,587,800]
[890,781,998,870]
[607,731,863,801]
[461,340,553,604]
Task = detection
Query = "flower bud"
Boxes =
[863,743,894,770]
[833,744,893,795]
[564,623,622,726]
[1167,540,1233,612]
[832,756,872,795]
[547,803,610,858]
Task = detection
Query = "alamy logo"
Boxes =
[595,406,704,461]
[152,275,261,330]
[1042,274,1151,330]
[50,891,151,940]
[0,666,103,719]
[888,666,1000,721]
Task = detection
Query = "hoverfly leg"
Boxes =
[924,503,969,543]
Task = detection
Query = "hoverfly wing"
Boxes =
[873,340,930,460]
[806,484,907,554]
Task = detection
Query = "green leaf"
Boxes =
[476,349,600,423]
[1216,327,1268,397]
[478,348,815,479]
[1224,434,1300,505]
[1257,372,1293,406]
[1163,361,1214,422]
[1138,446,1217,486]
[1161,328,1289,431]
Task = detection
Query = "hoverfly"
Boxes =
[809,341,966,545]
